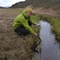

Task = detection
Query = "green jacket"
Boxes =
[13,10,35,34]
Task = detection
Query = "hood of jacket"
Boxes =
[22,10,28,18]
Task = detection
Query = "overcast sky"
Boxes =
[0,0,25,7]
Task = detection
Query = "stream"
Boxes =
[32,20,60,60]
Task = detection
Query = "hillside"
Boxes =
[11,0,32,8]
[11,0,60,9]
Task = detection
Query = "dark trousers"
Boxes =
[14,21,32,36]
[14,27,30,36]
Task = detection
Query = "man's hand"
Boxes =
[36,24,40,27]
[33,22,37,25]
[34,33,38,37]
[33,22,40,27]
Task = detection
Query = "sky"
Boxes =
[0,0,25,7]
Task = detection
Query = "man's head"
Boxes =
[26,8,33,17]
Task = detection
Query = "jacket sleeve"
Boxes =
[30,19,35,24]
[20,18,35,34]
[29,17,35,24]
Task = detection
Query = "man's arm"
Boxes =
[20,19,38,37]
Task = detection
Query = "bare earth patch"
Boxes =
[33,7,60,18]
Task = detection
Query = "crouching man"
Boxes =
[13,8,38,37]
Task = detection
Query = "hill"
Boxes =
[11,0,60,9]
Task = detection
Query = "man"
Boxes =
[13,8,38,37]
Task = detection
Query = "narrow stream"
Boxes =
[32,20,60,60]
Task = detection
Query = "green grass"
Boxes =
[39,15,60,42]
[31,14,40,22]
[31,14,40,32]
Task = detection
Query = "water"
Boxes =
[32,20,60,60]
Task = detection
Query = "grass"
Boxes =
[1,8,60,60]
[0,8,40,60]
[39,15,60,42]
[31,14,40,32]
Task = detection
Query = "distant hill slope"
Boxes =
[11,0,32,8]
[0,7,4,8]
[11,0,60,9]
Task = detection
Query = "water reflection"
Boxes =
[32,20,60,60]
[40,20,60,60]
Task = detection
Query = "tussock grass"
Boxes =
[39,15,60,42]
[0,8,39,60]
